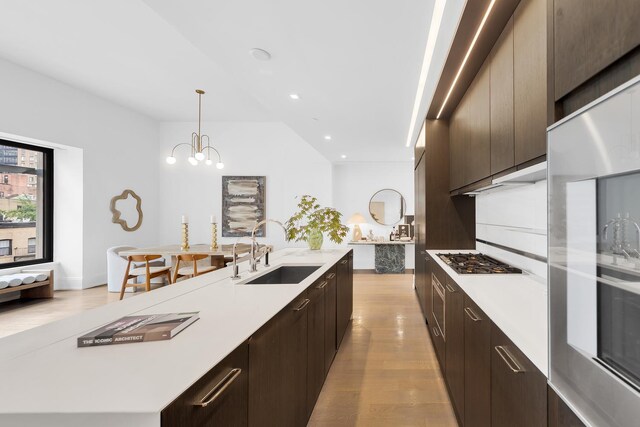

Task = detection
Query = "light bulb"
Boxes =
[205,159,213,166]
[195,151,205,161]
[188,156,198,165]
[166,156,176,164]
[216,162,224,169]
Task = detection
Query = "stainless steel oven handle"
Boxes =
[495,346,525,373]
[194,368,242,407]
[464,307,481,322]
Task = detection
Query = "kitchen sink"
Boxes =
[243,265,320,285]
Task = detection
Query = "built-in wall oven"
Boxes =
[548,76,640,426]
[431,272,445,339]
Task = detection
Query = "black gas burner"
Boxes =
[437,253,522,274]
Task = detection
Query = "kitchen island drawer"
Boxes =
[161,341,249,427]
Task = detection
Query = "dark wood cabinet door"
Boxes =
[548,385,586,427]
[490,17,515,174]
[554,0,640,100]
[465,60,491,185]
[424,254,433,325]
[306,279,326,419]
[324,268,337,376]
[514,0,547,164]
[464,296,491,427]
[491,326,547,427]
[444,277,465,424]
[336,254,353,349]
[161,341,249,427]
[248,292,309,427]
[449,100,464,191]
[414,155,426,316]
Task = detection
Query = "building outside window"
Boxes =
[0,239,12,256]
[27,237,36,254]
[0,139,53,267]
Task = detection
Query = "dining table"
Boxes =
[119,244,237,269]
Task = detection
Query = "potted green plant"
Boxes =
[285,195,349,250]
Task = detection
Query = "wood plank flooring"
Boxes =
[308,274,457,427]
[0,274,457,426]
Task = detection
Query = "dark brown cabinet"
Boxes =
[444,277,465,424]
[248,292,309,427]
[465,60,491,185]
[514,0,547,164]
[553,0,640,101]
[324,267,337,376]
[490,17,515,175]
[161,341,249,427]
[464,295,491,427]
[336,254,353,348]
[415,155,427,317]
[306,278,326,418]
[491,326,547,427]
[449,104,465,191]
[424,254,434,326]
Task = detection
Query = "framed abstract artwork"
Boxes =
[221,176,266,237]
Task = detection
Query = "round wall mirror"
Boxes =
[369,189,406,225]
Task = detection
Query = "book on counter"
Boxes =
[77,312,199,347]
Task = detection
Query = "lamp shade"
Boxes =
[347,213,367,225]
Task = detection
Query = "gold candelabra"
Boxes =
[210,222,218,251]
[181,222,190,251]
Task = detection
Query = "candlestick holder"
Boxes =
[210,222,218,251]
[181,223,190,251]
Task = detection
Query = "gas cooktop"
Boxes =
[437,253,522,274]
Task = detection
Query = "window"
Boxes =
[0,239,11,256]
[27,237,36,254]
[0,139,53,268]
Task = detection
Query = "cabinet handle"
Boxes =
[194,368,242,407]
[340,260,348,265]
[293,299,311,311]
[326,273,336,279]
[432,327,440,337]
[445,283,456,293]
[495,346,525,373]
[316,281,328,289]
[464,307,481,322]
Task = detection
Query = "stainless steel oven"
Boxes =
[548,76,640,426]
[431,272,445,339]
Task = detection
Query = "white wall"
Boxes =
[475,180,548,278]
[332,162,414,270]
[0,58,160,289]
[157,122,332,250]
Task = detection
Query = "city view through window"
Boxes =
[0,142,49,266]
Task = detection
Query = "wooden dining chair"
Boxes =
[119,254,172,300]
[173,253,217,283]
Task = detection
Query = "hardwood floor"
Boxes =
[0,275,457,426]
[0,285,119,339]
[309,273,457,427]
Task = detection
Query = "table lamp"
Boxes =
[347,213,367,241]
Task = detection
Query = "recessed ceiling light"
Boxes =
[289,93,300,100]
[324,135,332,141]
[341,154,347,159]
[436,0,496,119]
[249,48,271,61]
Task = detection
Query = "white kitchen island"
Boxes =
[0,248,352,427]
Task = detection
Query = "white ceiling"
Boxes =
[0,1,463,162]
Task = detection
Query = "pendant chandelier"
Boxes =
[165,89,224,168]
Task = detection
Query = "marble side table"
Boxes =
[348,240,414,274]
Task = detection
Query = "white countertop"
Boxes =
[427,250,548,376]
[348,240,414,245]
[0,248,350,426]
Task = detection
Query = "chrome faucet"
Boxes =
[250,219,286,272]
[231,237,255,280]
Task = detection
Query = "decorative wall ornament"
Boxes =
[109,189,143,232]
[222,176,266,237]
